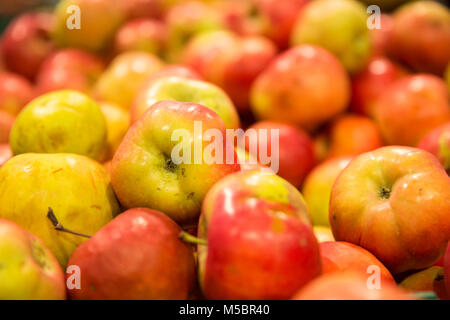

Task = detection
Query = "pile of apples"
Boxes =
[0,0,449,300]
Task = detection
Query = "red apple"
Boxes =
[0,144,12,167]
[370,14,394,57]
[118,0,167,19]
[0,71,34,116]
[418,122,450,174]
[67,208,196,300]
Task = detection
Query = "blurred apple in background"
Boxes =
[198,171,321,299]
[118,0,170,19]
[418,122,450,174]
[0,110,14,144]
[1,12,55,79]
[67,208,196,300]
[0,144,12,167]
[251,45,350,131]
[290,0,372,73]
[0,219,66,300]
[399,266,448,299]
[0,72,34,116]
[359,0,408,11]
[36,49,104,94]
[370,14,394,57]
[374,74,450,146]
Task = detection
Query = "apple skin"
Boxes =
[181,30,277,113]
[444,242,450,297]
[1,12,55,79]
[10,90,107,161]
[251,45,350,130]
[351,57,406,117]
[418,122,450,174]
[130,76,240,129]
[0,110,15,144]
[67,208,196,300]
[36,49,104,95]
[0,144,12,167]
[290,0,372,73]
[245,121,316,188]
[0,72,34,116]
[330,146,450,274]
[302,157,352,226]
[370,14,394,57]
[399,266,448,300]
[319,241,395,287]
[293,271,412,300]
[111,100,240,226]
[94,51,163,110]
[0,153,120,267]
[374,74,450,146]
[388,1,450,75]
[313,226,334,243]
[0,218,66,300]
[198,170,321,300]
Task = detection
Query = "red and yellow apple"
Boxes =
[418,122,450,174]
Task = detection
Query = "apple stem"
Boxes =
[179,231,207,246]
[47,207,92,238]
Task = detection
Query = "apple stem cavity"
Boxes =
[47,207,92,238]
[179,231,207,246]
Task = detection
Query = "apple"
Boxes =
[292,271,412,300]
[446,63,450,91]
[67,208,196,300]
[111,100,240,226]
[235,146,269,173]
[370,14,394,57]
[302,157,352,226]
[0,72,34,116]
[418,122,450,174]
[444,242,450,297]
[359,0,408,11]
[389,1,450,75]
[138,64,202,82]
[130,76,240,129]
[0,144,12,167]
[330,146,450,274]
[36,49,104,95]
[52,0,125,52]
[198,170,321,299]
[244,121,316,188]
[290,0,372,73]
[313,226,335,243]
[181,30,277,113]
[399,266,448,300]
[118,0,168,19]
[0,12,55,79]
[0,153,120,266]
[251,45,350,130]
[0,218,66,300]
[374,74,450,146]
[0,110,15,144]
[10,90,107,161]
[113,18,166,56]
[351,57,406,117]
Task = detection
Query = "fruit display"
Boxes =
[0,0,449,302]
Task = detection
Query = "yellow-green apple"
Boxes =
[418,122,450,174]
[113,18,166,56]
[181,30,277,113]
[0,219,66,300]
[0,12,55,79]
[130,76,240,129]
[67,208,196,299]
[290,0,372,73]
[94,51,163,109]
[374,74,450,146]
[0,110,15,144]
[313,226,334,243]
[370,14,394,57]
[388,1,450,75]
[0,144,12,167]
[0,153,120,266]
[330,146,450,274]
[244,121,316,188]
[351,57,406,117]
[36,49,104,95]
[52,0,125,52]
[0,72,34,116]
[111,100,240,226]
[10,90,107,160]
[399,266,448,300]
[197,170,321,299]
[251,45,350,130]
[302,157,352,226]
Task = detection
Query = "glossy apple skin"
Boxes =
[320,241,395,286]
[389,1,450,75]
[1,12,55,79]
[0,218,66,300]
[418,122,450,174]
[0,72,34,116]
[0,110,14,144]
[293,272,412,300]
[0,144,12,167]
[67,208,196,300]
[198,171,321,300]
[111,100,240,226]
[245,121,316,188]
[374,74,450,146]
[251,45,350,130]
[302,157,352,226]
[330,146,450,274]
[36,49,104,95]
[351,57,406,117]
